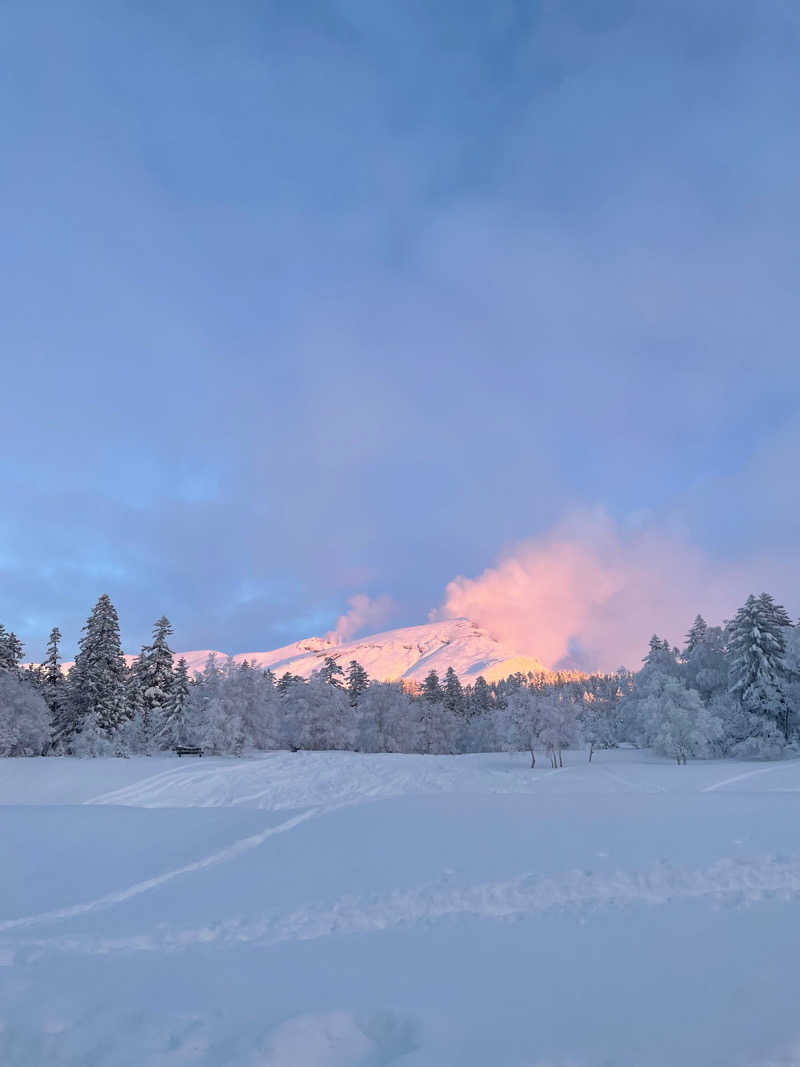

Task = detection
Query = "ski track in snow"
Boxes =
[82,758,265,807]
[6,853,800,959]
[82,755,571,812]
[0,806,322,934]
[81,754,800,817]
[3,762,578,940]
[6,755,800,957]
[701,761,800,793]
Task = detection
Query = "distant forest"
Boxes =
[2,592,799,764]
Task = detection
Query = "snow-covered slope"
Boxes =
[175,618,547,683]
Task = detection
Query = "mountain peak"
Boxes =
[176,617,546,684]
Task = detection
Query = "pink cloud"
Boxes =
[434,512,798,671]
[327,593,394,645]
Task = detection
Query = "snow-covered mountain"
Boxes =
[175,618,546,684]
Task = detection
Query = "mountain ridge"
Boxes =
[34,618,555,684]
[175,618,547,684]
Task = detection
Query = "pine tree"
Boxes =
[0,625,24,673]
[137,616,175,725]
[727,592,792,742]
[43,627,63,687]
[642,635,678,673]
[422,669,443,703]
[43,627,69,748]
[126,655,147,717]
[346,660,369,706]
[683,622,728,704]
[320,655,344,688]
[684,615,708,658]
[472,675,492,715]
[122,658,150,753]
[159,656,191,748]
[277,671,295,695]
[443,666,465,716]
[68,594,128,739]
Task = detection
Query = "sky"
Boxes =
[2,1,799,669]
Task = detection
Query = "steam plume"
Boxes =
[328,594,394,645]
[435,512,792,671]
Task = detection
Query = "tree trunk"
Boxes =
[529,749,536,769]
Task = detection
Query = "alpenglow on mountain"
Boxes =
[175,619,546,684]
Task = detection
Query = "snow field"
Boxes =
[2,749,800,1066]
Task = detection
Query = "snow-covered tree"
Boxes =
[137,615,175,729]
[471,675,492,717]
[538,693,578,768]
[277,671,297,695]
[443,666,465,716]
[189,656,245,755]
[643,680,724,764]
[618,639,673,744]
[642,634,680,676]
[505,688,545,767]
[67,594,128,740]
[683,623,728,705]
[158,656,191,748]
[71,711,115,758]
[356,682,414,753]
[422,669,443,704]
[43,627,69,749]
[683,615,708,658]
[416,687,457,754]
[0,625,24,674]
[727,593,793,744]
[0,672,51,755]
[346,660,369,707]
[578,687,622,761]
[319,655,344,688]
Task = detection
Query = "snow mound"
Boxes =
[254,1010,418,1067]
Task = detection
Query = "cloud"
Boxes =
[435,512,799,672]
[327,594,394,644]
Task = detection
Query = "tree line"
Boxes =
[1,591,798,763]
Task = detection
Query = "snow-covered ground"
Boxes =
[2,750,800,1066]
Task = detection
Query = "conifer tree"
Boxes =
[138,615,175,721]
[159,656,191,748]
[320,655,344,688]
[472,675,492,715]
[123,658,149,751]
[68,594,128,738]
[422,669,443,703]
[683,615,708,658]
[727,592,793,742]
[346,660,369,706]
[0,624,24,673]
[443,666,465,716]
[43,627,68,747]
[277,671,295,695]
[683,622,728,704]
[43,627,63,687]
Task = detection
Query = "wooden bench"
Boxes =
[175,746,203,757]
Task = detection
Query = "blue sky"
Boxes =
[2,1,799,662]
